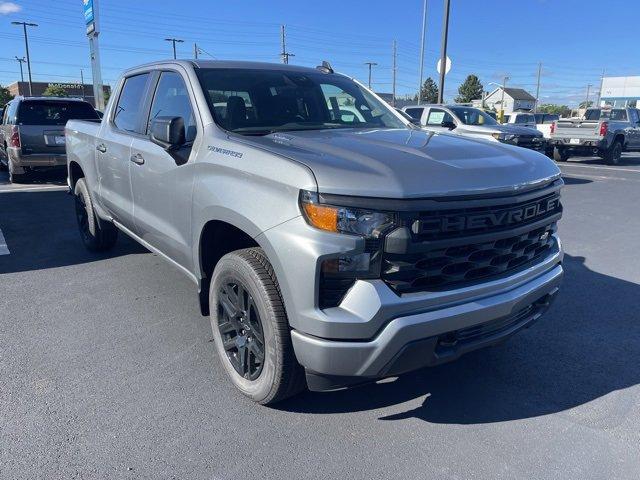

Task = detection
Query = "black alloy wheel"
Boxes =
[75,192,92,244]
[217,280,265,381]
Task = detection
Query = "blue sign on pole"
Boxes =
[83,0,95,26]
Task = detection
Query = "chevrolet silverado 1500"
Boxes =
[66,60,563,404]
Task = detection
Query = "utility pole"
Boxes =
[280,25,294,64]
[595,68,605,107]
[392,40,397,107]
[11,21,37,97]
[437,0,451,104]
[80,69,85,100]
[15,56,25,83]
[417,0,428,104]
[194,43,199,59]
[499,75,509,122]
[364,62,378,89]
[584,84,592,109]
[164,37,184,59]
[534,62,542,113]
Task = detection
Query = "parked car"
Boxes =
[550,107,640,164]
[503,111,537,129]
[534,113,560,140]
[402,104,546,151]
[0,97,100,183]
[66,60,564,404]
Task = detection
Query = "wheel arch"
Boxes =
[68,160,85,189]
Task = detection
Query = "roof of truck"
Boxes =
[123,59,334,75]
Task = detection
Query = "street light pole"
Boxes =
[364,62,378,89]
[437,0,451,104]
[15,56,25,83]
[11,21,37,96]
[499,76,509,122]
[417,0,428,104]
[164,38,184,59]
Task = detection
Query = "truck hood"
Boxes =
[459,124,542,136]
[243,128,560,198]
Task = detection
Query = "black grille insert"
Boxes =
[383,222,557,294]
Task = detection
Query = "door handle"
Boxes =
[130,153,145,165]
[96,144,107,153]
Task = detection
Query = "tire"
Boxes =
[74,178,118,252]
[603,140,623,165]
[553,147,569,162]
[209,247,305,405]
[7,158,27,183]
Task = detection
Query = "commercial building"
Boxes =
[483,87,536,113]
[599,76,640,108]
[6,81,111,108]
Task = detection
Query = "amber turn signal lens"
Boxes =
[302,203,338,232]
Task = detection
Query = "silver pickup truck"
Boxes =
[550,107,640,163]
[66,60,564,404]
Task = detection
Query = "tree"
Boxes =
[579,100,593,109]
[455,74,483,103]
[414,77,439,103]
[0,85,13,105]
[42,85,69,97]
[538,103,572,118]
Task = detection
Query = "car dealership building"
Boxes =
[599,76,640,108]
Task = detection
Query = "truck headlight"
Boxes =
[492,133,517,142]
[300,190,398,308]
[299,190,397,238]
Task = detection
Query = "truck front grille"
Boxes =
[381,184,562,295]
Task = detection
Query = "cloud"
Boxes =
[0,2,21,15]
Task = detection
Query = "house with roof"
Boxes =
[483,87,537,113]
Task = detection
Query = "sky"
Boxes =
[0,0,638,106]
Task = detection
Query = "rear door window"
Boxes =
[17,100,99,125]
[404,108,424,121]
[113,73,151,134]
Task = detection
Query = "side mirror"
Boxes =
[441,120,456,130]
[150,116,185,151]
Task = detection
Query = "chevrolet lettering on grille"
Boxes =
[413,196,561,235]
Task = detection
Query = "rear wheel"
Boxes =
[209,247,305,405]
[553,147,569,162]
[74,178,118,251]
[603,140,623,165]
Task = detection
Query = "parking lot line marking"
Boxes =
[559,163,640,174]
[0,228,9,256]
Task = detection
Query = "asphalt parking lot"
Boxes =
[1,156,639,480]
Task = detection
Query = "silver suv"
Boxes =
[403,104,545,151]
[66,61,563,404]
[0,97,100,183]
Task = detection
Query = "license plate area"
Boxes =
[569,138,580,145]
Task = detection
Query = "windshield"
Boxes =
[196,68,406,135]
[514,113,535,124]
[449,106,498,126]
[17,100,99,126]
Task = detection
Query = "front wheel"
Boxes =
[74,178,118,251]
[209,247,305,405]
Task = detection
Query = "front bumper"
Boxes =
[257,216,563,390]
[293,263,561,390]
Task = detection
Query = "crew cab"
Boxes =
[550,107,640,164]
[66,60,563,404]
[402,104,545,151]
